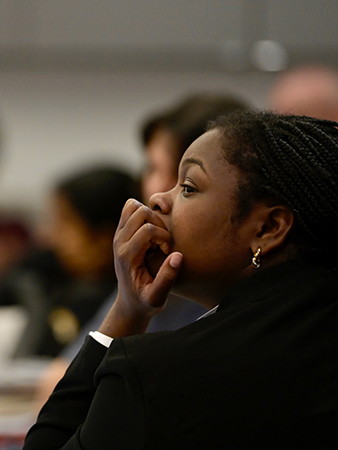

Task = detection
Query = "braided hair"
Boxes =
[209,111,338,265]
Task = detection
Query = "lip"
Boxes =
[152,209,169,228]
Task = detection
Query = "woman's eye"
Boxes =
[181,184,196,195]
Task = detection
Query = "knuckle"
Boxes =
[138,204,148,215]
[143,222,155,235]
[140,205,154,222]
[114,242,128,260]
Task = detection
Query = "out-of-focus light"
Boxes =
[250,40,288,72]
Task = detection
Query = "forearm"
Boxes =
[98,291,154,338]
[24,336,146,450]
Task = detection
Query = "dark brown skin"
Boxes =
[99,129,294,339]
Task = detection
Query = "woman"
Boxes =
[23,112,338,448]
[1,166,139,358]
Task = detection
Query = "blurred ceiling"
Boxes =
[0,0,337,72]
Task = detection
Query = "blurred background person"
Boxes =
[36,91,251,408]
[268,64,338,121]
[0,165,139,359]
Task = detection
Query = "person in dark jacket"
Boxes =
[0,165,139,358]
[24,111,338,449]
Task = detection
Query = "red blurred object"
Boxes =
[0,215,32,278]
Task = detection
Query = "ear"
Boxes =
[250,204,294,256]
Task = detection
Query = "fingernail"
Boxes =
[169,252,183,268]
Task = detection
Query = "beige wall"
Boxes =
[0,69,275,222]
[0,0,337,222]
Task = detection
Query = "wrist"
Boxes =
[98,292,153,338]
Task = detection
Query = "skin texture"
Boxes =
[149,130,254,304]
[99,128,294,338]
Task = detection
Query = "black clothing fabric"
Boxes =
[23,261,338,449]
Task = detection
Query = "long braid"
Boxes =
[257,118,338,243]
[210,111,338,258]
[259,124,321,240]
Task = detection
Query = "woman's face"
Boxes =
[150,128,256,304]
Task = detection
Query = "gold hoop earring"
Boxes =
[252,247,261,269]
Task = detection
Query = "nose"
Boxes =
[149,190,172,215]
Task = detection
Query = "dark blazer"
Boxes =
[23,260,338,449]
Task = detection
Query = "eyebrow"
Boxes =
[181,157,208,174]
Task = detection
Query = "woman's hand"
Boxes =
[99,199,182,338]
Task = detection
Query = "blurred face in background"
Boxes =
[268,66,338,121]
[141,126,180,204]
[42,192,114,280]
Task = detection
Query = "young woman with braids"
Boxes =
[23,111,338,449]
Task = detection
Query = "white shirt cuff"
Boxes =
[89,331,114,348]
[197,305,218,320]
